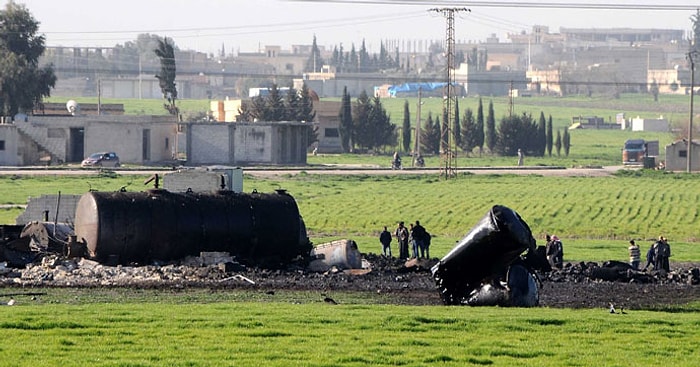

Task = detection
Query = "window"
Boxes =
[324,128,339,138]
[165,137,169,150]
[0,140,4,151]
[679,150,687,158]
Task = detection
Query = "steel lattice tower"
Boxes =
[431,7,469,178]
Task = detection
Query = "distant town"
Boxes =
[39,26,694,101]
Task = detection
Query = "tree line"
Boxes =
[236,83,319,144]
[245,83,572,158]
[417,98,571,158]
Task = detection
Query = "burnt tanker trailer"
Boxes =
[73,189,311,266]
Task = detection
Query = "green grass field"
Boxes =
[2,172,698,366]
[1,289,699,367]
[2,171,699,263]
[4,94,696,366]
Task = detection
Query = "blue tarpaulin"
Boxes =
[386,82,447,97]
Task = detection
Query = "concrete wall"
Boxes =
[631,118,669,132]
[303,77,384,98]
[162,168,243,193]
[187,123,233,165]
[15,194,82,225]
[0,124,20,166]
[185,122,308,166]
[233,125,273,163]
[84,120,175,164]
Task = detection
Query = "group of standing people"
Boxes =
[631,236,671,272]
[379,221,431,259]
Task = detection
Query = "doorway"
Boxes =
[69,127,85,162]
[142,129,151,162]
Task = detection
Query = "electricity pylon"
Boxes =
[430,7,469,178]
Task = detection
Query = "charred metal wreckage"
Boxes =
[432,205,551,307]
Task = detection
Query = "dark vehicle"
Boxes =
[81,152,120,168]
[622,139,658,166]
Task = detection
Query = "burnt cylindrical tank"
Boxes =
[73,189,310,266]
[308,239,362,272]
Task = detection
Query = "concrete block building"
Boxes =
[0,114,177,166]
[665,140,700,172]
[184,121,310,166]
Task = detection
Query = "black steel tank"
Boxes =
[73,189,310,266]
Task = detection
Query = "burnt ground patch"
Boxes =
[2,254,699,309]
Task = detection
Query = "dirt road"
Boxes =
[243,165,627,178]
[0,165,629,178]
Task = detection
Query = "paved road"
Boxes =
[0,165,628,177]
[244,165,626,177]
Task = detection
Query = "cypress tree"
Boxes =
[555,129,562,156]
[546,115,554,157]
[486,100,497,153]
[475,98,485,156]
[453,98,462,148]
[460,108,476,155]
[537,111,547,156]
[338,87,353,152]
[402,100,411,153]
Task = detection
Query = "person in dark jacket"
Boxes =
[654,236,671,272]
[379,226,392,257]
[411,221,427,259]
[644,239,659,271]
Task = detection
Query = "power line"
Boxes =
[41,11,427,47]
[290,1,700,11]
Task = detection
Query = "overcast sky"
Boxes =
[6,0,699,54]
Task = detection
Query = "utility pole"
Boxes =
[430,7,469,178]
[688,51,697,173]
[508,80,514,117]
[413,87,423,167]
[97,79,101,116]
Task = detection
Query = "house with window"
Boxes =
[0,114,177,166]
[312,101,342,153]
[664,140,700,171]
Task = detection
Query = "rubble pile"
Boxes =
[542,261,700,285]
[1,253,700,309]
[0,253,437,292]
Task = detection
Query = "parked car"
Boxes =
[81,152,120,168]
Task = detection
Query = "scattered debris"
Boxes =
[219,274,255,284]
